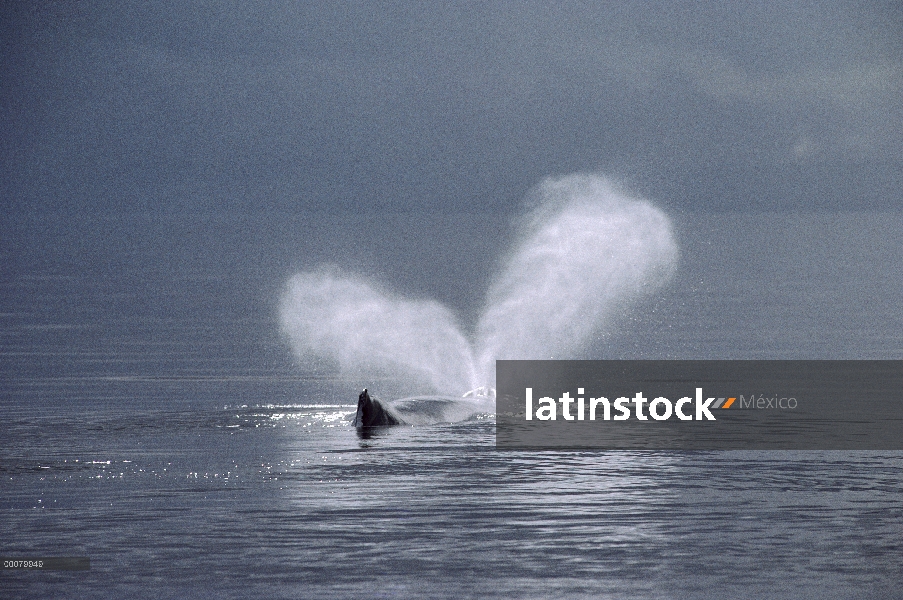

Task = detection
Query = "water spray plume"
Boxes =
[475,174,678,379]
[279,173,678,396]
[279,270,479,393]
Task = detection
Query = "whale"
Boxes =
[353,388,402,427]
[352,387,495,428]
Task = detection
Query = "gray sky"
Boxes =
[3,1,901,214]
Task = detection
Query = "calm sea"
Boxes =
[2,212,901,598]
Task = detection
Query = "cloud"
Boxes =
[5,1,900,212]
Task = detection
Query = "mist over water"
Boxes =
[279,174,678,396]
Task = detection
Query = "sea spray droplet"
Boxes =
[279,173,678,396]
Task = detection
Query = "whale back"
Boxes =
[353,388,403,427]
[352,388,494,427]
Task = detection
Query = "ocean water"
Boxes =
[2,212,902,598]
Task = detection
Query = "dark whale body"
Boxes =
[353,388,402,427]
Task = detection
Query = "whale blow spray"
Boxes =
[279,174,678,396]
